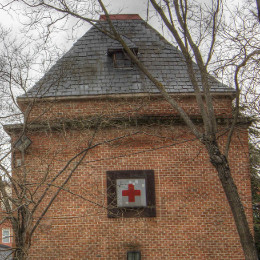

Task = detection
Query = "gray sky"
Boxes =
[0,0,158,52]
[0,0,150,30]
[0,0,240,47]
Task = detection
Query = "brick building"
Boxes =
[5,14,253,259]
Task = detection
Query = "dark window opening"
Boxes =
[127,251,141,260]
[108,48,138,69]
[113,51,132,68]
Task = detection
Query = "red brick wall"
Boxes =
[18,95,233,122]
[13,95,253,259]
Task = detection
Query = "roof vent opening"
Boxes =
[108,48,138,69]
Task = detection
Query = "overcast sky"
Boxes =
[0,0,150,30]
[0,0,159,51]
[0,0,240,48]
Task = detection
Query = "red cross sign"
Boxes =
[122,184,141,202]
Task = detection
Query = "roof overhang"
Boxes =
[5,114,248,135]
[16,91,236,103]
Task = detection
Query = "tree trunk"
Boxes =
[13,229,31,260]
[205,140,258,260]
[13,246,28,260]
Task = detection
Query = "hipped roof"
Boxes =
[18,14,233,100]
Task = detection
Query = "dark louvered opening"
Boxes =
[108,48,138,69]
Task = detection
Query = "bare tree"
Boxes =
[0,25,132,259]
[256,0,260,21]
[0,0,259,259]
[0,27,166,259]
[98,1,260,257]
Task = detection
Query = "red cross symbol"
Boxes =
[122,184,141,202]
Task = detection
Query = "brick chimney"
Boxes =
[99,14,142,20]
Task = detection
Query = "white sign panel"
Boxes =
[116,179,147,207]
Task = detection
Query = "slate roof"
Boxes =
[19,15,233,99]
[0,245,12,260]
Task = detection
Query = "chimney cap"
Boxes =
[99,14,142,21]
